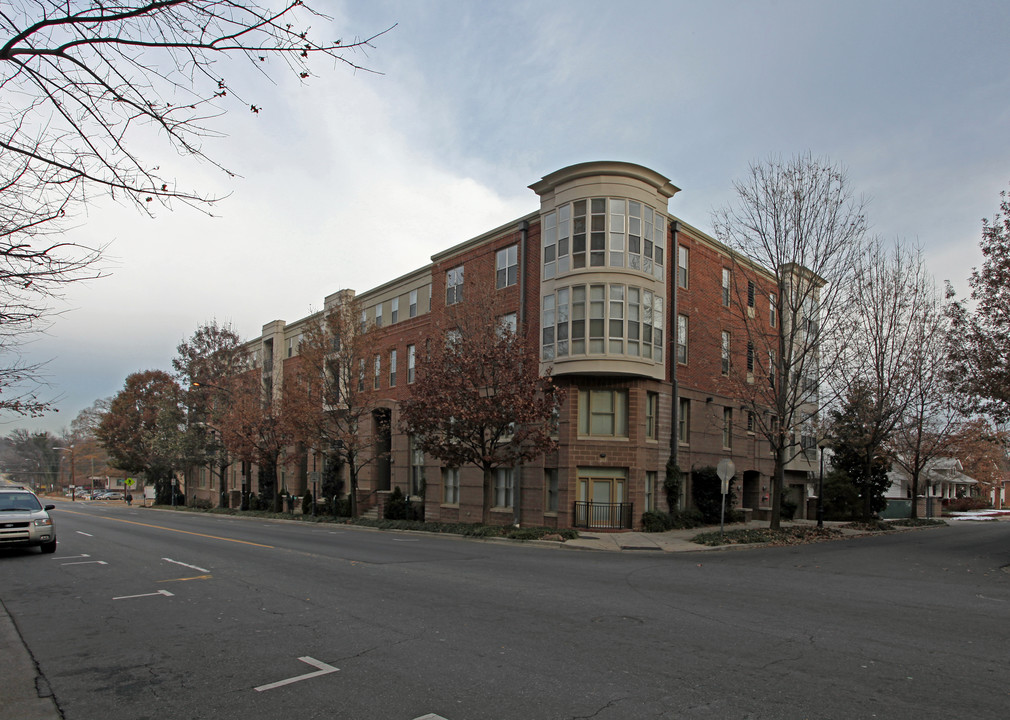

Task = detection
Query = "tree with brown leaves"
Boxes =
[399,285,562,524]
[283,294,388,518]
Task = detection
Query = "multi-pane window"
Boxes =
[360,309,367,332]
[770,293,777,328]
[723,407,733,449]
[721,331,731,375]
[677,314,688,364]
[768,350,776,388]
[678,245,689,289]
[722,268,731,306]
[446,265,464,305]
[578,389,629,437]
[544,198,665,279]
[389,349,397,387]
[544,469,559,512]
[542,283,663,362]
[646,392,659,440]
[645,471,657,512]
[499,312,517,335]
[496,245,518,289]
[373,355,381,390]
[375,303,383,328]
[493,467,514,508]
[409,289,418,318]
[442,467,459,505]
[409,436,425,496]
[358,358,365,391]
[678,397,690,445]
[407,344,416,384]
[391,298,399,324]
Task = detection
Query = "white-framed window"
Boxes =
[645,471,657,512]
[358,358,365,391]
[391,298,399,324]
[446,265,464,305]
[496,244,518,289]
[548,197,664,279]
[360,309,367,333]
[493,467,514,508]
[410,436,425,496]
[770,293,777,328]
[442,467,459,505]
[678,245,689,289]
[677,314,688,364]
[375,302,383,328]
[407,344,416,384]
[768,349,776,388]
[409,289,418,318]
[543,283,662,363]
[389,349,397,387]
[721,331,731,375]
[373,355,381,390]
[578,389,629,438]
[722,268,731,307]
[499,312,517,336]
[544,469,559,512]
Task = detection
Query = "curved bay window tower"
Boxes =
[531,162,680,529]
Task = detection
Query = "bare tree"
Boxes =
[885,255,959,517]
[826,239,944,518]
[713,153,868,529]
[0,2,390,414]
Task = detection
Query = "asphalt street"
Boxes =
[2,500,1009,719]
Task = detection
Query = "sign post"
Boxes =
[716,458,736,538]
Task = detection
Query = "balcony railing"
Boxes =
[573,501,634,530]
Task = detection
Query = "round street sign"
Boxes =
[717,458,736,495]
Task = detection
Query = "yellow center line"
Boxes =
[56,509,274,548]
[160,575,213,583]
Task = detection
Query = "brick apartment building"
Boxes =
[188,161,818,529]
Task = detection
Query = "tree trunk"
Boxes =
[348,461,359,518]
[770,450,784,530]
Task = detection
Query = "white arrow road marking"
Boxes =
[61,560,108,566]
[254,656,340,692]
[76,531,93,537]
[162,558,210,573]
[112,589,174,601]
[413,714,450,720]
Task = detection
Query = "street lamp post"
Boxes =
[55,446,76,501]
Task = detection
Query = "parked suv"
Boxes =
[0,486,57,553]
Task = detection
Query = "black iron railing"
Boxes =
[573,501,634,529]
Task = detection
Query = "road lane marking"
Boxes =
[61,560,108,566]
[76,531,93,537]
[113,590,174,600]
[53,554,90,560]
[254,656,339,692]
[163,558,210,572]
[413,715,450,720]
[159,575,212,583]
[57,509,274,548]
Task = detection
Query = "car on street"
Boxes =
[0,485,57,553]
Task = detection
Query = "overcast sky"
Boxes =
[5,0,1010,437]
